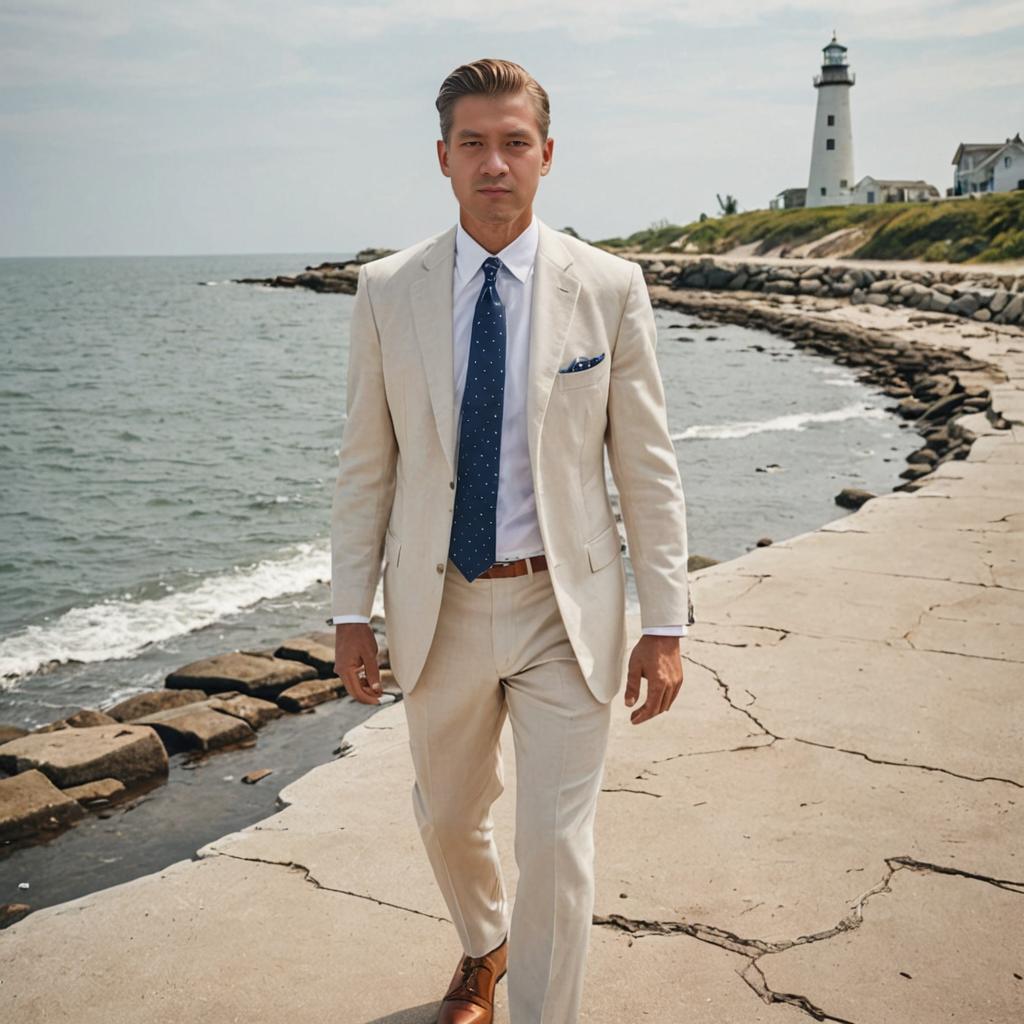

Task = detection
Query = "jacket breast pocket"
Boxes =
[556,357,610,392]
[585,521,622,572]
[384,525,402,569]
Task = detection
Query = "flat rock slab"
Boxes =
[275,677,345,712]
[62,778,126,805]
[203,693,283,730]
[165,651,317,699]
[0,724,168,788]
[105,688,210,722]
[132,705,255,754]
[0,769,86,842]
[273,634,336,677]
[33,708,117,733]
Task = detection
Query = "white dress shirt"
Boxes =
[333,215,685,637]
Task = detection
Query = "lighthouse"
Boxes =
[806,32,856,208]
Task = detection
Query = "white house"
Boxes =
[952,134,1024,195]
[849,177,941,204]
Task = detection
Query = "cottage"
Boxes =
[952,134,1024,195]
[849,177,940,204]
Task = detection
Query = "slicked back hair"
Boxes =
[436,58,550,149]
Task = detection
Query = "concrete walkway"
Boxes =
[2,297,1022,1024]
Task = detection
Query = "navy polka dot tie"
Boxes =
[449,255,507,582]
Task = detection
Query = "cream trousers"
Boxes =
[402,557,614,1024]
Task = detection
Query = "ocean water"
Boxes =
[0,253,918,728]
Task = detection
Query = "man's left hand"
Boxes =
[624,635,685,725]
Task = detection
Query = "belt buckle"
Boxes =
[492,557,522,577]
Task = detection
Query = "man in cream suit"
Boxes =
[329,59,695,1024]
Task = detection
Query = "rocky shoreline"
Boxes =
[3,253,1015,926]
[641,271,1010,496]
[0,623,398,920]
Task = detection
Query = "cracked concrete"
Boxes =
[1,296,1022,1022]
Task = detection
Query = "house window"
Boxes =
[1005,156,1012,167]
[827,114,835,126]
[821,187,827,196]
[867,191,875,203]
[826,138,835,150]
[840,179,848,187]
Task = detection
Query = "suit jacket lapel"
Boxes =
[409,217,581,478]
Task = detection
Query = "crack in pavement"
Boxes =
[671,655,1023,788]
[596,855,1023,1023]
[684,652,775,738]
[201,849,450,923]
[791,736,1024,789]
[902,639,1023,664]
[839,566,1024,593]
[601,787,662,797]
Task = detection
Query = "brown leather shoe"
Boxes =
[436,935,508,1024]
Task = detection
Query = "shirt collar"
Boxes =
[454,213,539,293]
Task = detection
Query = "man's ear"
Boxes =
[540,136,554,176]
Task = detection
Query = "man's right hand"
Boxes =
[335,623,383,704]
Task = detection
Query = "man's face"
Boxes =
[438,90,553,225]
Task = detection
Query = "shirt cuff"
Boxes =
[327,614,372,625]
[641,624,687,637]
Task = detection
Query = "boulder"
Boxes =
[835,488,876,510]
[0,769,86,842]
[994,293,1024,323]
[166,650,317,699]
[947,293,980,317]
[0,725,168,788]
[989,290,1010,314]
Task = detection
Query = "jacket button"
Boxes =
[449,480,455,489]
[436,563,444,573]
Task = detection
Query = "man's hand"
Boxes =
[335,623,383,704]
[623,634,685,725]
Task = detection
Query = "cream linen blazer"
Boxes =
[329,217,695,705]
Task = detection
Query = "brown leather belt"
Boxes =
[477,554,548,579]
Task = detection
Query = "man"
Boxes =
[329,58,695,1024]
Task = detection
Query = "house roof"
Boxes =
[952,133,1023,166]
[854,176,940,191]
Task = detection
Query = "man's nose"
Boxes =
[480,148,509,174]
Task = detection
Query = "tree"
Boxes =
[716,193,739,216]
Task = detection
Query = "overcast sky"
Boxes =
[2,1,1022,258]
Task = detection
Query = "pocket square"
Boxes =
[559,352,606,373]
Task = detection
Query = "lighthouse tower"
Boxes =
[806,32,856,208]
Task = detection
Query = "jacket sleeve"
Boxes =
[329,263,399,618]
[604,261,696,630]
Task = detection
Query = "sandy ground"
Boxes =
[1,291,1022,1024]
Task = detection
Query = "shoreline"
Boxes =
[1,287,921,909]
[1,274,1021,1021]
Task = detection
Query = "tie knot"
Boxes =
[482,256,501,280]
